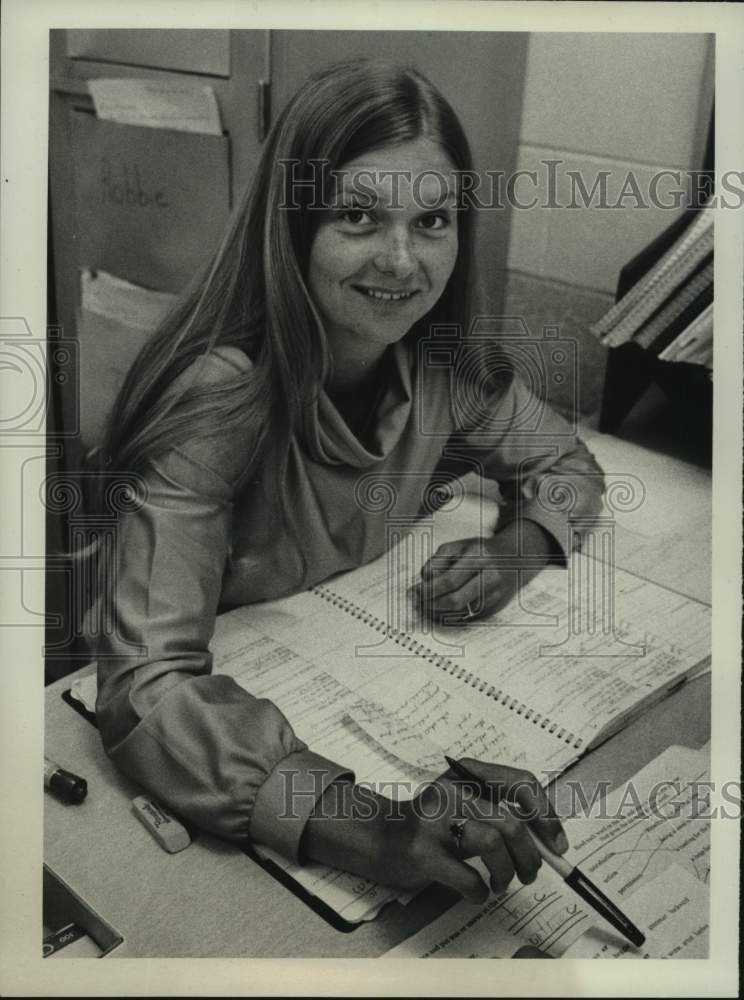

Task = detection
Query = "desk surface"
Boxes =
[44,432,712,958]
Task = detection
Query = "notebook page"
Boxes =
[317,521,710,748]
[332,656,582,779]
[384,859,593,958]
[210,612,590,922]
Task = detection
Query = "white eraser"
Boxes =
[132,795,191,853]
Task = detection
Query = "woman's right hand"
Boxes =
[302,759,568,903]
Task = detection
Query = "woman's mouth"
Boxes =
[353,285,420,303]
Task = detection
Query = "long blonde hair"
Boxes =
[100,59,476,500]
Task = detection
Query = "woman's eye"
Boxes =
[340,208,374,226]
[418,213,449,231]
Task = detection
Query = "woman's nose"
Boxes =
[374,228,416,279]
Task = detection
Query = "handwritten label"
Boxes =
[100,157,169,209]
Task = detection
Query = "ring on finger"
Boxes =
[449,816,469,853]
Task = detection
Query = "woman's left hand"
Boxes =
[409,519,556,622]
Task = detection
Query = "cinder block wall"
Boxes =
[503,33,713,418]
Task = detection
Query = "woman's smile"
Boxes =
[352,283,421,303]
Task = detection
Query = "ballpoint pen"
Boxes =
[444,755,646,949]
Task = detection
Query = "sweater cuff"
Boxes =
[519,503,573,565]
[248,748,354,864]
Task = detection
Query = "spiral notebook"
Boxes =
[298,522,711,770]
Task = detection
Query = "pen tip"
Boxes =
[629,928,646,949]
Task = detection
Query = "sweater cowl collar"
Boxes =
[303,340,414,468]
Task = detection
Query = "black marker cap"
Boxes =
[49,768,88,805]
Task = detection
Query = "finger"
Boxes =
[419,555,482,604]
[513,945,552,959]
[509,777,569,856]
[423,849,489,904]
[493,811,542,884]
[423,569,515,620]
[483,569,520,613]
[419,541,466,581]
[462,816,541,888]
[452,761,568,855]
[427,573,484,618]
[466,825,515,895]
[411,572,479,622]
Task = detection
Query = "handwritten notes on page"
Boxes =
[383,746,710,957]
[89,78,223,135]
[383,860,593,958]
[339,661,581,780]
[317,515,711,756]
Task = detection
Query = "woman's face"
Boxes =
[307,137,459,360]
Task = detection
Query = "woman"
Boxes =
[91,60,604,906]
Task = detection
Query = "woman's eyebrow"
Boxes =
[336,178,459,210]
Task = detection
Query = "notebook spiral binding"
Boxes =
[312,584,584,750]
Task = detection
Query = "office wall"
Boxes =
[501,33,713,418]
[508,33,713,293]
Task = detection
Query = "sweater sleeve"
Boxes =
[90,350,352,860]
[453,372,605,560]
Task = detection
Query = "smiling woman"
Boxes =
[309,139,460,392]
[87,59,605,909]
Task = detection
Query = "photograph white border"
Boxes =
[1,0,741,995]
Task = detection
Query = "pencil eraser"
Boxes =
[131,795,191,853]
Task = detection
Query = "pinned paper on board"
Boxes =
[88,78,223,135]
